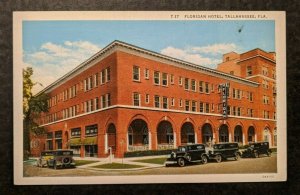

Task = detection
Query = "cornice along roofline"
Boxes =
[35,40,260,96]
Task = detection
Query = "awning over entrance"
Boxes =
[69,138,82,146]
[82,136,98,145]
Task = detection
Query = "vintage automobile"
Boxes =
[242,142,272,158]
[36,151,53,167]
[47,150,76,169]
[208,142,241,163]
[165,144,209,167]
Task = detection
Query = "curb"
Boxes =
[77,164,164,172]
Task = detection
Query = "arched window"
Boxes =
[219,124,229,143]
[181,122,195,144]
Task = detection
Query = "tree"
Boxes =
[23,67,49,160]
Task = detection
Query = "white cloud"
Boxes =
[161,46,221,67]
[24,41,102,94]
[190,43,237,55]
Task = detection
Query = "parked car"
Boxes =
[36,151,53,167]
[242,142,271,158]
[47,150,76,169]
[165,144,209,167]
[208,143,241,163]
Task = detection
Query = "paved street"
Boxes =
[23,154,277,177]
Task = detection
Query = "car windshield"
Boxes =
[56,151,73,155]
[178,146,186,152]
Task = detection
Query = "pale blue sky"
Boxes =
[22,20,275,93]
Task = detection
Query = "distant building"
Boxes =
[30,41,276,158]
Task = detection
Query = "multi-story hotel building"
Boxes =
[30,40,277,158]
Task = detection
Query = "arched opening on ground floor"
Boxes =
[128,119,149,151]
[263,127,271,145]
[219,124,229,143]
[157,121,174,150]
[181,122,195,144]
[107,123,116,154]
[234,125,243,144]
[202,123,213,146]
[248,126,255,143]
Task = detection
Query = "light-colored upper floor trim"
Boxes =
[246,74,276,82]
[40,104,276,127]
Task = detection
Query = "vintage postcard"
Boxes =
[14,11,286,184]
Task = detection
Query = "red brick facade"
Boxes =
[30,41,277,158]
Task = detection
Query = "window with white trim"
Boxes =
[191,101,196,112]
[179,99,183,107]
[191,79,196,91]
[154,71,160,85]
[205,103,210,113]
[154,95,160,108]
[247,66,252,76]
[179,76,183,86]
[94,73,99,87]
[200,102,204,113]
[184,78,189,90]
[133,66,140,81]
[145,94,149,104]
[162,73,168,86]
[101,70,105,84]
[133,92,140,106]
[171,98,175,107]
[185,100,190,111]
[145,69,149,79]
[106,93,111,107]
[205,82,210,93]
[199,81,204,93]
[106,67,111,82]
[162,97,168,109]
[170,74,174,84]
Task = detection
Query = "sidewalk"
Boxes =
[76,155,168,171]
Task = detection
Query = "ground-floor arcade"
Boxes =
[30,107,277,158]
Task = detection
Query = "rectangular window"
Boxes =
[106,67,111,82]
[90,99,94,112]
[191,101,196,112]
[162,73,168,86]
[211,104,214,111]
[154,95,160,108]
[249,92,253,101]
[211,84,214,92]
[247,66,252,76]
[133,66,140,81]
[227,106,231,115]
[101,95,106,108]
[191,79,196,91]
[85,124,98,136]
[94,73,99,87]
[184,78,189,90]
[179,76,183,86]
[145,69,149,79]
[163,97,168,109]
[133,92,140,106]
[199,81,204,92]
[200,102,204,113]
[89,76,93,90]
[233,106,236,115]
[233,88,236,99]
[205,82,209,93]
[95,97,99,110]
[145,94,150,104]
[154,71,160,85]
[185,100,190,111]
[170,74,174,84]
[171,98,175,107]
[237,107,241,116]
[106,93,111,107]
[205,103,210,113]
[71,128,81,137]
[101,70,105,84]
[237,89,241,99]
[179,99,183,107]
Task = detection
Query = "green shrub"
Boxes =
[124,149,174,158]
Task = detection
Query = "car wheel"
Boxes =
[215,155,222,163]
[234,153,241,161]
[201,155,208,164]
[177,158,185,167]
[254,152,259,158]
